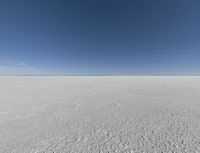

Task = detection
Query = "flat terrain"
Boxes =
[1,76,200,153]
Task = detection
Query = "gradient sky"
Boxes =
[0,0,200,75]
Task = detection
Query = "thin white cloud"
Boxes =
[16,61,28,66]
[0,58,40,75]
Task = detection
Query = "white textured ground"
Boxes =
[1,76,200,153]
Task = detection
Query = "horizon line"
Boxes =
[1,74,200,76]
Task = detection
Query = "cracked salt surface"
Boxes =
[0,76,200,153]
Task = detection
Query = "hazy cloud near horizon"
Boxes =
[0,58,40,75]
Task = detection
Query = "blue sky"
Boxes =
[0,0,200,75]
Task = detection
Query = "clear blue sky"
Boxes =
[0,0,200,75]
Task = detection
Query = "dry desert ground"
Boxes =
[1,76,200,153]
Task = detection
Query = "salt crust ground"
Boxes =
[0,76,200,153]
